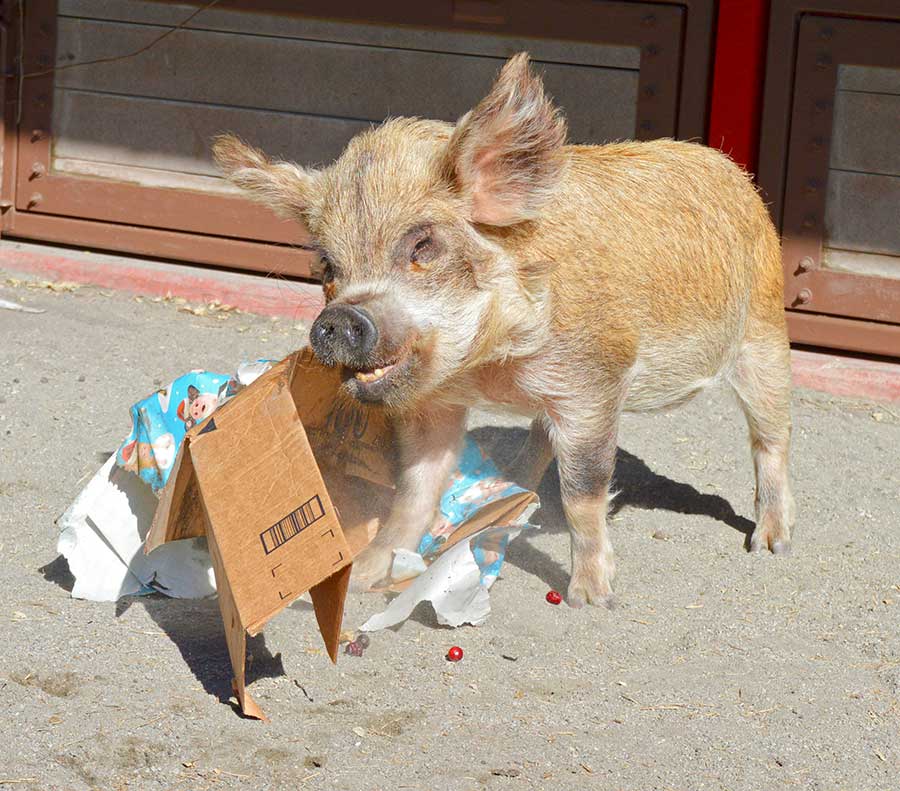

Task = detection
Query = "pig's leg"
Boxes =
[728,325,795,554]
[508,416,555,490]
[350,405,467,590]
[550,405,620,608]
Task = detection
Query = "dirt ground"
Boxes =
[1,269,898,791]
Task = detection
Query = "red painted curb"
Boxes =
[2,243,899,403]
[791,349,900,404]
[0,245,325,322]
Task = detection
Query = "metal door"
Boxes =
[2,0,714,277]
[758,0,900,357]
[781,16,900,328]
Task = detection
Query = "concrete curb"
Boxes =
[2,240,898,403]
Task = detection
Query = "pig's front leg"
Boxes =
[350,405,467,591]
[550,402,621,608]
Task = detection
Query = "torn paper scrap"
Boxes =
[361,514,537,632]
[57,454,215,601]
[418,438,529,559]
[390,549,428,583]
[0,297,44,313]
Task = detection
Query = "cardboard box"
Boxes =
[145,348,537,720]
[145,349,393,721]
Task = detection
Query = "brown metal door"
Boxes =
[782,15,900,326]
[4,0,710,278]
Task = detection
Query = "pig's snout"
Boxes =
[310,304,378,367]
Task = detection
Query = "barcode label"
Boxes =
[259,494,325,555]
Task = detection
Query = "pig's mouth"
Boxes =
[352,359,399,384]
[341,342,416,403]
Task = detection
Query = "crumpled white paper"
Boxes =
[0,296,44,313]
[389,548,429,583]
[57,455,215,601]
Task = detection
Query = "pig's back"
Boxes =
[526,139,783,392]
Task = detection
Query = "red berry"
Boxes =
[546,590,562,605]
[344,640,363,657]
[446,646,463,662]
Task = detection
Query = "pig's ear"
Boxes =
[212,134,317,217]
[444,53,566,226]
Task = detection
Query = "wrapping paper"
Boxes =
[57,359,538,629]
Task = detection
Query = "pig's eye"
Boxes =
[411,236,433,263]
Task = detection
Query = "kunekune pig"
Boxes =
[213,53,794,607]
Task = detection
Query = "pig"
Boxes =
[212,53,795,607]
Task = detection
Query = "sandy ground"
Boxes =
[1,271,898,791]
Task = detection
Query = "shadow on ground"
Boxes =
[117,595,286,716]
[39,555,76,593]
[469,425,755,593]
[39,555,286,717]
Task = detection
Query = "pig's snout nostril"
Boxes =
[345,322,364,346]
[310,317,335,345]
[309,304,378,366]
[341,306,377,356]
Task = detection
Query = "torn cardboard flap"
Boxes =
[144,349,388,721]
[290,359,394,490]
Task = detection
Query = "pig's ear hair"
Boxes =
[212,134,317,217]
[444,53,567,226]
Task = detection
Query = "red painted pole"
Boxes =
[707,0,771,176]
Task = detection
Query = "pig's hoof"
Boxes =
[771,539,792,556]
[749,524,792,555]
[567,574,614,609]
[349,547,393,591]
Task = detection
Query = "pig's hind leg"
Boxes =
[728,323,795,554]
[350,405,467,590]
